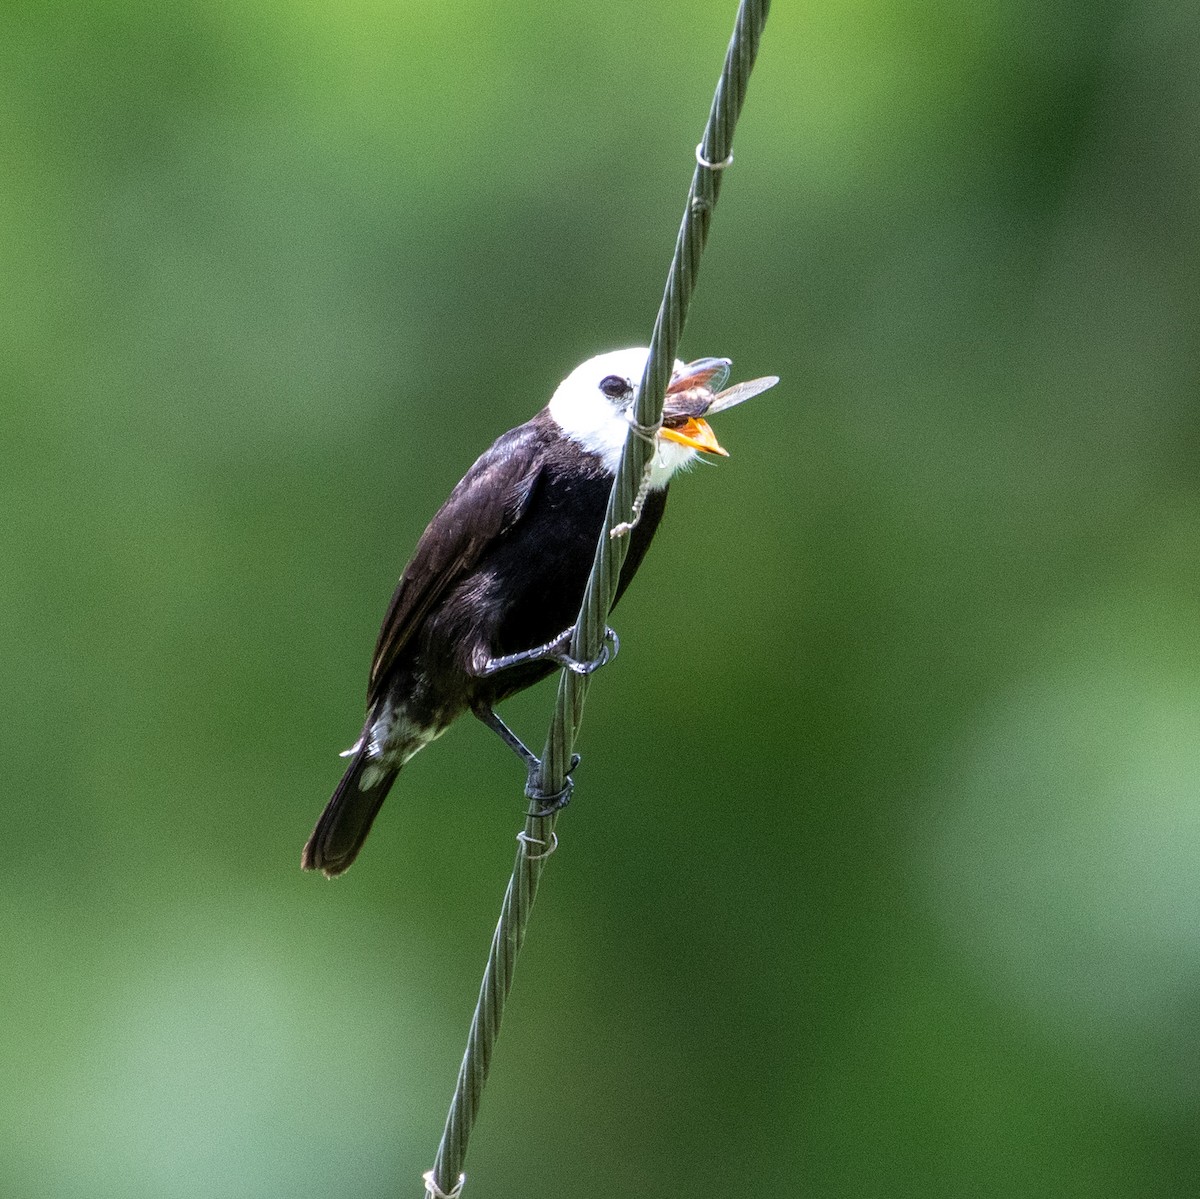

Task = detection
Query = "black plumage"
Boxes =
[301,348,776,877]
[302,410,667,877]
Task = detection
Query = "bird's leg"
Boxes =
[472,705,581,814]
[475,625,620,678]
[474,705,539,770]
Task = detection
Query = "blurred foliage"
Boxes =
[3,0,1200,1195]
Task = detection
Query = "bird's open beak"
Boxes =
[659,357,734,457]
[659,417,729,456]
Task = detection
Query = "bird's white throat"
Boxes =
[547,347,697,489]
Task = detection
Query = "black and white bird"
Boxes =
[303,347,777,877]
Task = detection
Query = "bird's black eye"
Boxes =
[599,375,631,399]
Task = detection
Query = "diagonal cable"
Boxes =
[426,2,771,1194]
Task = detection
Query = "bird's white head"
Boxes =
[547,347,729,489]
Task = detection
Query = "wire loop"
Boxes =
[696,142,734,170]
[516,830,559,860]
[625,411,663,446]
[423,1170,466,1199]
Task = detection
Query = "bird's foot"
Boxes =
[524,753,581,818]
[472,707,581,814]
[477,626,620,677]
[554,627,620,676]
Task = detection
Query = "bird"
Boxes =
[302,347,777,877]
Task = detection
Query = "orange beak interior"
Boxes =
[659,417,728,457]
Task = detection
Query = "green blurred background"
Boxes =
[4,0,1200,1195]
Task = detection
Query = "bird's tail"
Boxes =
[302,741,399,878]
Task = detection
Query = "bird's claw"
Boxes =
[523,753,581,817]
[556,627,620,676]
[525,777,574,818]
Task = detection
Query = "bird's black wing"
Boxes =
[366,420,547,704]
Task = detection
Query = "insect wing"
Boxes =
[705,375,780,415]
[669,357,731,395]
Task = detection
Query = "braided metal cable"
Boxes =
[543,0,771,800]
[426,2,771,1193]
